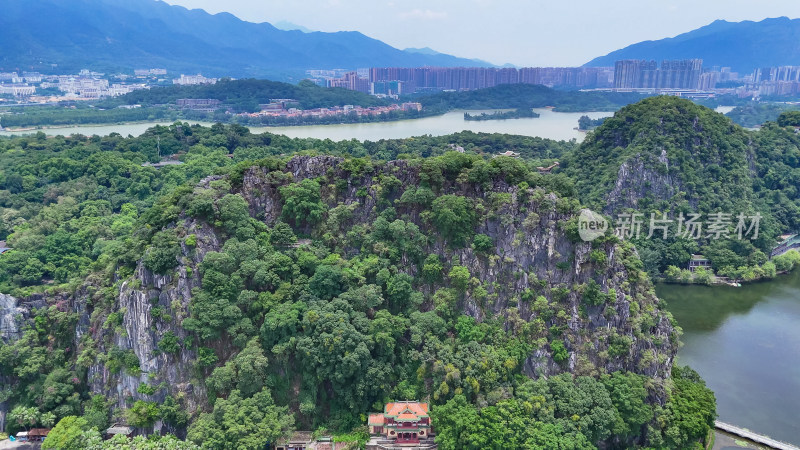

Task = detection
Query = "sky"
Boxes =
[162,0,800,67]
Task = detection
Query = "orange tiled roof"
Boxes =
[384,401,429,419]
[368,413,385,426]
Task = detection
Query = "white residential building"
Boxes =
[173,74,218,85]
[0,84,36,96]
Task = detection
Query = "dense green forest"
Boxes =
[0,105,179,129]
[100,79,388,113]
[416,84,648,113]
[4,96,800,449]
[0,115,720,449]
[725,102,800,127]
[564,97,800,282]
[0,104,432,129]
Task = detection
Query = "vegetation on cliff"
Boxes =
[0,121,715,448]
[564,96,800,281]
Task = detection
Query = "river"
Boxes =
[657,269,800,446]
[0,105,738,142]
[0,108,612,142]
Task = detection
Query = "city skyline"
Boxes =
[162,0,800,67]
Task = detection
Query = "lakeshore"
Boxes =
[0,108,614,141]
[659,268,800,446]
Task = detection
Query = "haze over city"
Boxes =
[164,0,800,66]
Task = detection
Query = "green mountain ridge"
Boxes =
[5,96,800,449]
[564,96,800,279]
[0,115,719,448]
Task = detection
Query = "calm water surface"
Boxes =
[251,109,612,141]
[0,108,612,142]
[657,269,800,446]
[0,105,737,141]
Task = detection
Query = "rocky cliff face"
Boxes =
[0,292,25,432]
[0,293,24,343]
[238,156,677,381]
[85,219,223,426]
[566,96,756,214]
[603,149,688,214]
[0,293,52,431]
[7,155,679,425]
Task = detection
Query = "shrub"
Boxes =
[431,195,477,247]
[472,234,493,253]
[126,400,160,428]
[449,266,471,292]
[158,331,180,354]
[582,279,605,306]
[143,230,180,274]
[550,340,568,363]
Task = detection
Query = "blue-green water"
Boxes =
[657,270,800,446]
[0,109,612,142]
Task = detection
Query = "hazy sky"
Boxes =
[162,0,800,66]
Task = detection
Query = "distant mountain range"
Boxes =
[402,47,492,67]
[0,0,493,80]
[585,17,800,74]
[272,20,314,34]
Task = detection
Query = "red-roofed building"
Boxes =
[368,401,432,445]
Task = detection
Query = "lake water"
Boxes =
[249,109,612,141]
[0,108,613,142]
[657,270,800,446]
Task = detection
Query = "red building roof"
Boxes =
[368,413,385,426]
[384,401,429,420]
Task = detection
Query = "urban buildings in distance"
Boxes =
[173,74,218,86]
[752,65,800,96]
[613,59,703,90]
[612,59,800,97]
[309,66,615,96]
[6,60,800,107]
[0,69,223,103]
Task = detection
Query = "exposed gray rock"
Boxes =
[604,149,687,213]
[14,155,679,426]
[0,293,24,343]
[239,156,677,382]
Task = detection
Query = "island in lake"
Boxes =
[463,108,540,121]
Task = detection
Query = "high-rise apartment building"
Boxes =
[614,59,703,89]
[367,66,612,94]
